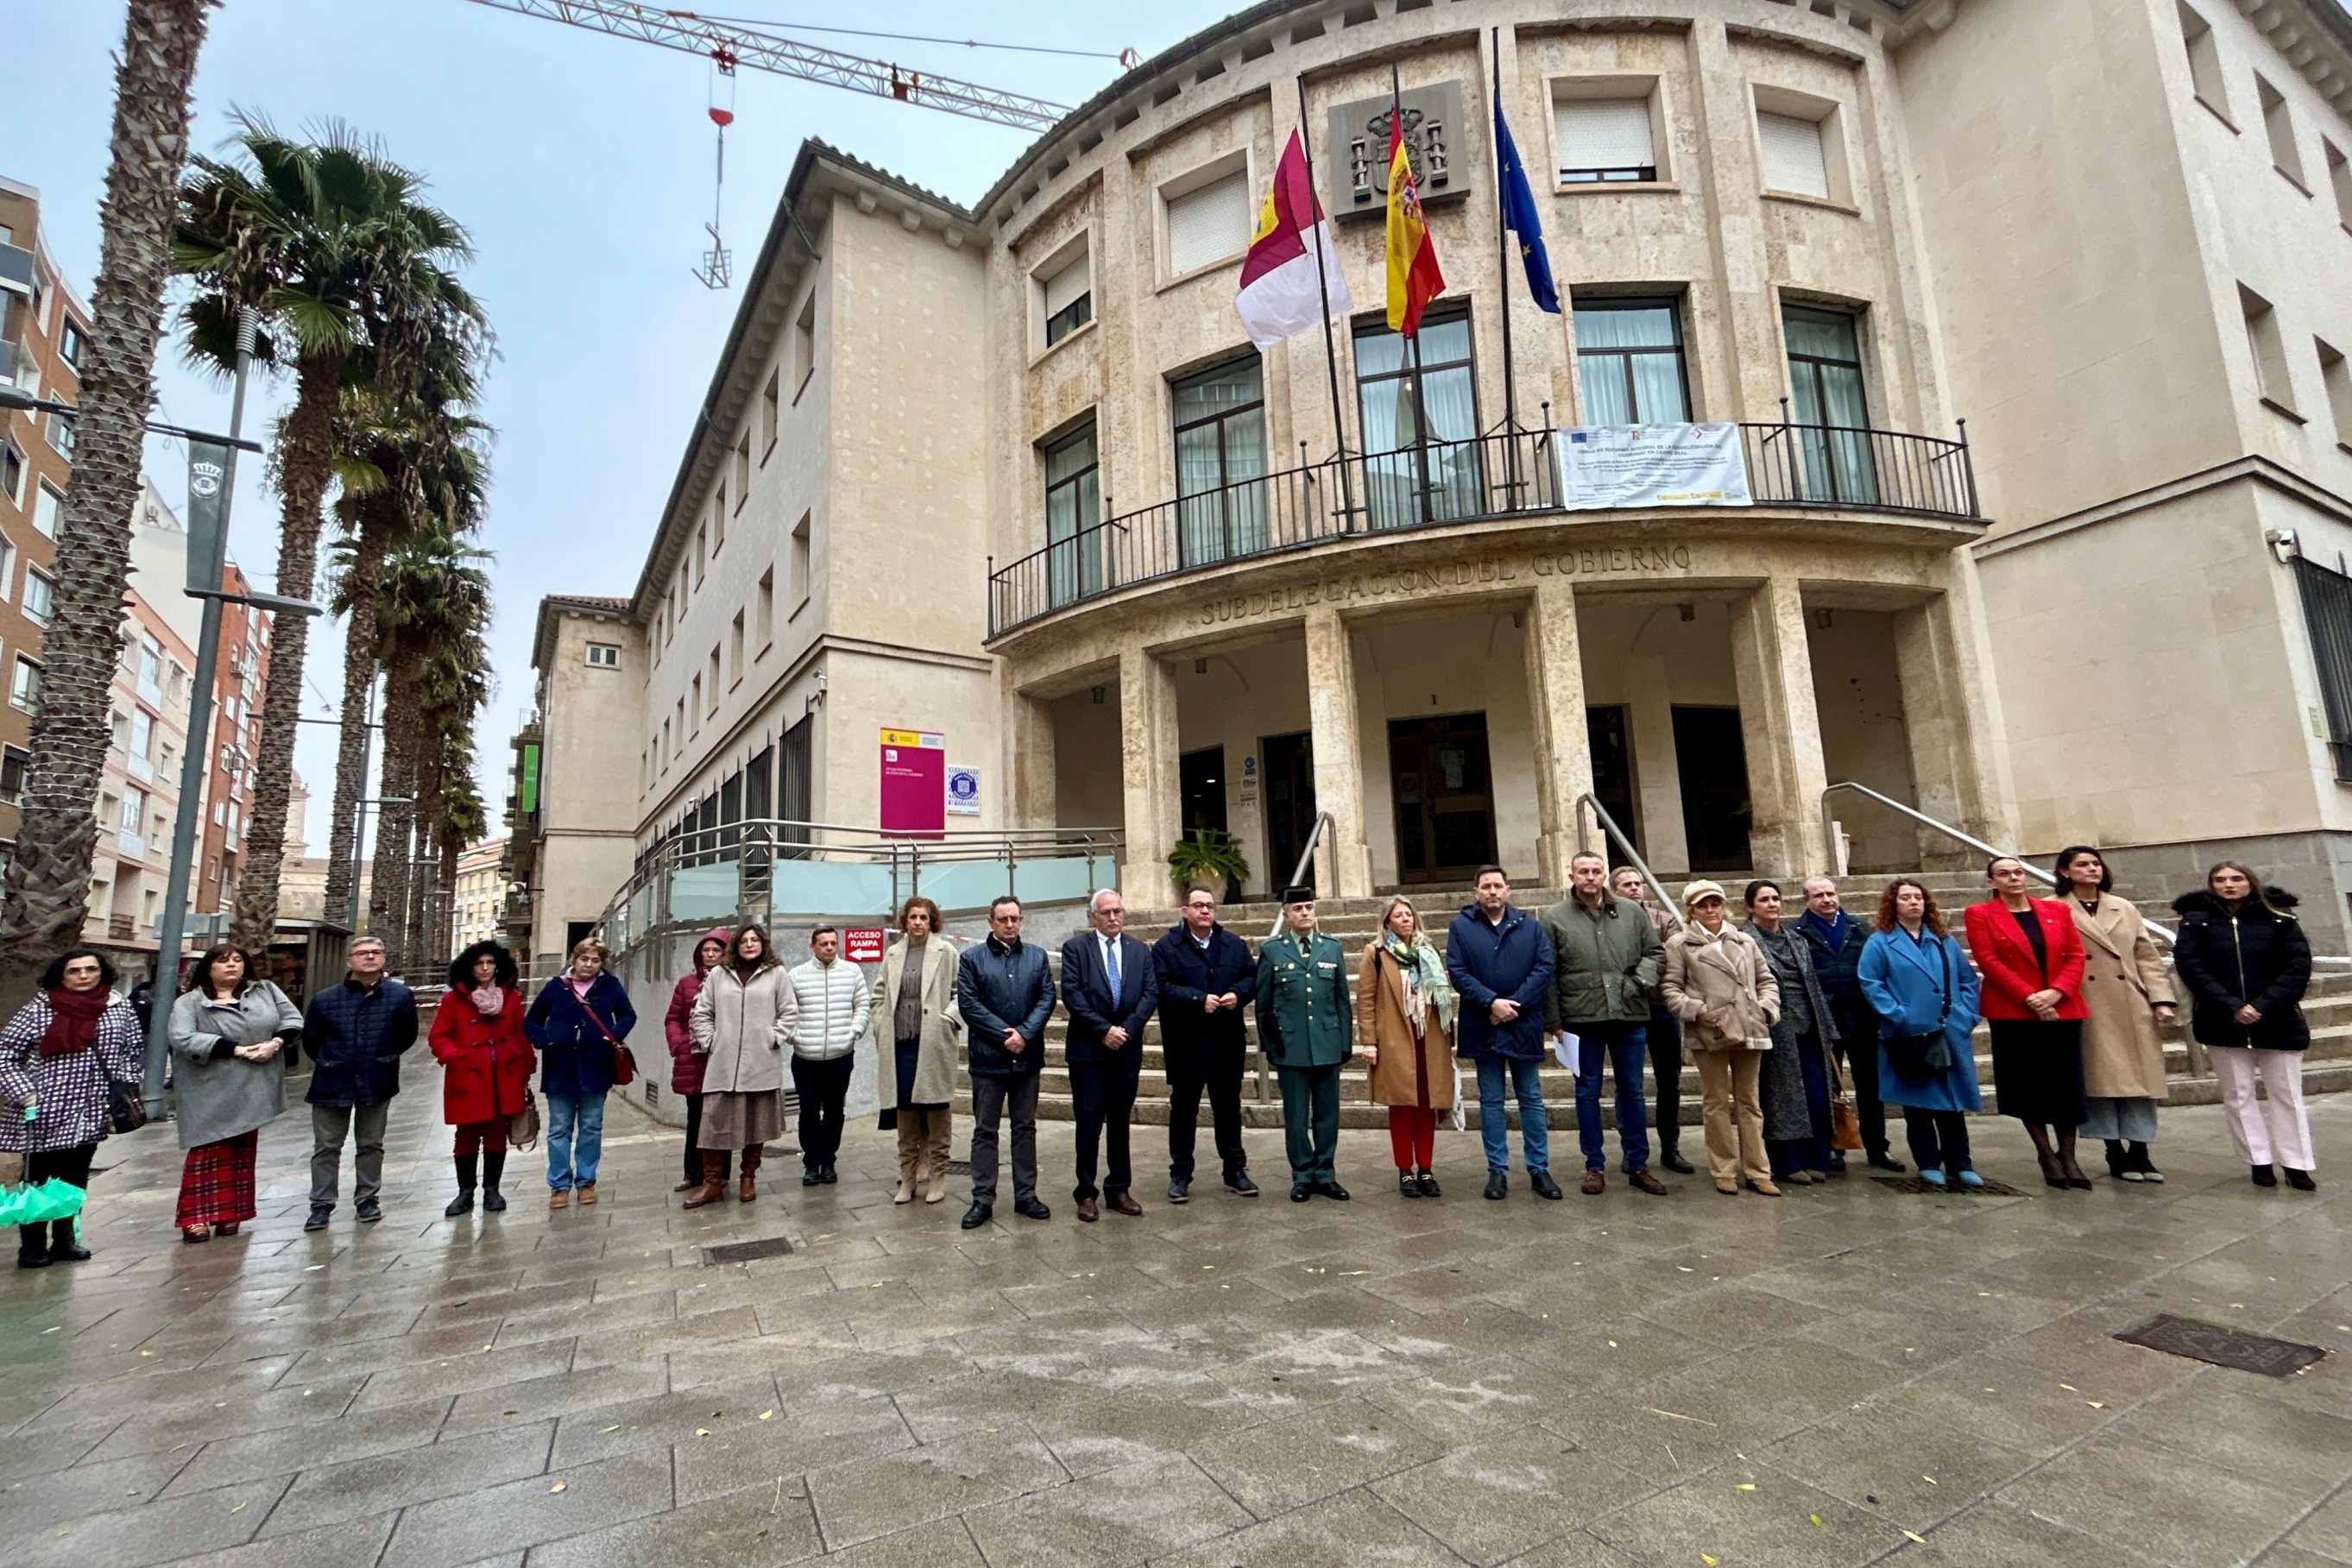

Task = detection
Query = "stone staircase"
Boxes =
[949,876,2352,1131]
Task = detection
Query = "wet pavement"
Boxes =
[3,1079,2349,1567]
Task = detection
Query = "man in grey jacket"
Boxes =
[782,925,873,1187]
[1541,853,1668,1195]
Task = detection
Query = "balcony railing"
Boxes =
[987,420,1979,637]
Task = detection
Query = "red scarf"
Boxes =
[40,986,111,1058]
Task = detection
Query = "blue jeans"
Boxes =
[545,1091,607,1190]
[1474,1055,1549,1174]
[1573,1022,1651,1174]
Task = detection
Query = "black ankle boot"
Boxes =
[16,1224,48,1269]
[1397,1168,1419,1198]
[2103,1139,2134,1181]
[48,1219,90,1263]
[445,1152,479,1217]
[481,1150,508,1211]
[2128,1142,2163,1183]
[2252,1162,2279,1187]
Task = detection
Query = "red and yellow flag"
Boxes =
[1383,94,1445,336]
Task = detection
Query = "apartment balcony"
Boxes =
[985,421,1981,639]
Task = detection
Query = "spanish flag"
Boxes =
[1383,90,1445,336]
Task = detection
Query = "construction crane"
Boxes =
[466,0,1073,133]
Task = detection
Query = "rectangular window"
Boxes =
[1043,421,1102,607]
[712,477,727,552]
[138,639,162,693]
[33,482,61,539]
[1,439,21,507]
[45,407,73,457]
[1784,305,1880,503]
[2293,556,2352,780]
[781,715,813,853]
[792,292,816,395]
[791,512,812,604]
[1164,167,1252,278]
[1573,298,1693,424]
[22,567,54,627]
[761,368,779,454]
[0,746,25,805]
[1757,109,1831,200]
[756,566,774,645]
[1042,249,1091,348]
[2241,283,2293,410]
[729,610,745,683]
[1171,356,1269,566]
[583,642,621,668]
[1354,307,1481,530]
[1554,94,1657,184]
[688,678,700,730]
[10,655,40,714]
[734,431,751,508]
[129,707,154,759]
[2258,74,2305,187]
[59,320,85,370]
[706,647,720,715]
[0,533,13,602]
[695,521,708,584]
[2319,338,2352,450]
[121,784,147,829]
[2179,4,2229,117]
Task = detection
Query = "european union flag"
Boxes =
[1493,101,1561,313]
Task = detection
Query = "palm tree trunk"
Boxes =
[324,504,392,919]
[231,350,342,953]
[366,655,419,971]
[0,0,213,1000]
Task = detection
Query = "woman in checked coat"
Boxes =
[0,948,145,1267]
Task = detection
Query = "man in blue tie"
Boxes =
[1060,888,1159,1221]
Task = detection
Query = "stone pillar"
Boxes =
[1117,647,1181,897]
[1005,682,1057,832]
[1523,577,1596,888]
[1729,577,1832,876]
[1894,577,2015,855]
[1625,648,1691,874]
[1302,608,1374,898]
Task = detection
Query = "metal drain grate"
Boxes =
[2115,1313,2328,1376]
[703,1235,796,1265]
[1870,1174,2028,1197]
[944,1159,971,1175]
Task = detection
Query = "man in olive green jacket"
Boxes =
[1540,854,1668,1194]
[1255,886,1353,1202]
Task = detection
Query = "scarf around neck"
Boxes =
[470,986,507,1017]
[1383,931,1458,1035]
[41,986,111,1058]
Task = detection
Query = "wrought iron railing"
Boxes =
[987,419,1979,636]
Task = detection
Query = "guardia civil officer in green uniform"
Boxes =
[1255,885,1354,1201]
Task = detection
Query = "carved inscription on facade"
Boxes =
[1194,544,1693,627]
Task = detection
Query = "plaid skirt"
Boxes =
[176,1129,259,1227]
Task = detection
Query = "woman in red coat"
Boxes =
[1963,857,2091,1189]
[430,941,535,1216]
[665,929,733,1193]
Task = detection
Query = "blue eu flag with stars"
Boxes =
[1493,102,1561,313]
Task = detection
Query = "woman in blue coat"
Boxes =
[524,938,638,1207]
[1857,878,1984,1189]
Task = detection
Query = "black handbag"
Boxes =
[108,1080,150,1136]
[1883,938,1955,1075]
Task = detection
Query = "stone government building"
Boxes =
[511,0,2352,960]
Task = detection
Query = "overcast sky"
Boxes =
[9,0,1233,856]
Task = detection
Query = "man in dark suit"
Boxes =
[1060,887,1158,1221]
[1151,888,1259,1203]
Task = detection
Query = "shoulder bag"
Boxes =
[579,991,638,1087]
[108,1080,151,1136]
[508,1086,541,1151]
[1882,938,1956,1077]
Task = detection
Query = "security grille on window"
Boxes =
[1555,98,1656,184]
[2294,556,2352,782]
[1758,110,1831,199]
[1043,254,1091,347]
[1165,169,1252,277]
[584,642,621,668]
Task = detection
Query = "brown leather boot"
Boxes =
[924,1109,951,1205]
[894,1118,919,1205]
[739,1143,762,1203]
[681,1151,728,1209]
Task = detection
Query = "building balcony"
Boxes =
[985,421,1981,639]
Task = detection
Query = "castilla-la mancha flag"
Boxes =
[1384,91,1445,336]
[1235,129,1353,350]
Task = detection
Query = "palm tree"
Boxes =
[0,0,217,1000]
[174,115,481,953]
[435,764,489,956]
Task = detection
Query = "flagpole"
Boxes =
[1293,74,1357,534]
[1491,26,1523,509]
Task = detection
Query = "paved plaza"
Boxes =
[2,1084,2349,1568]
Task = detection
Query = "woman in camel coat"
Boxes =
[1660,879,1781,1197]
[2054,847,2176,1183]
[879,896,963,1206]
[1356,895,1457,1199]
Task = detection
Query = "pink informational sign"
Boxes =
[879,727,947,840]
[842,927,886,964]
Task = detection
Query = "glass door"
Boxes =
[1783,305,1879,505]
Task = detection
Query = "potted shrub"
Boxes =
[1167,829,1250,905]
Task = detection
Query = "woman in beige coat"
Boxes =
[880,895,963,1206]
[1357,896,1458,1199]
[1661,879,1781,1196]
[686,924,790,1207]
[2056,847,2177,1183]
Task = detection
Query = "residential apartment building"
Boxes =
[526,0,2352,951]
[87,594,198,951]
[0,174,91,877]
[450,834,509,954]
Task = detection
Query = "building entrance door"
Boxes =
[1586,705,1640,856]
[1261,732,1316,892]
[1672,705,1753,872]
[1388,713,1497,885]
[1180,746,1228,834]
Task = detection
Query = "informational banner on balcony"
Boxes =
[879,728,947,840]
[1556,422,1753,511]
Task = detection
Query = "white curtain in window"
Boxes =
[1554,98,1654,174]
[1173,360,1268,564]
[1042,252,1088,317]
[1757,110,1830,198]
[1166,171,1252,276]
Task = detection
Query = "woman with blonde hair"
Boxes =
[1661,881,1780,1196]
[1357,895,1457,1198]
[881,896,962,1205]
[524,937,637,1208]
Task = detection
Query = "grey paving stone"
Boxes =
[2251,1546,2352,1568]
[2116,1376,2352,1502]
[1878,1499,2145,1565]
[1371,1432,1653,1565]
[802,1516,984,1566]
[667,1393,916,1506]
[166,1514,399,1568]
[350,1339,581,1411]
[258,1418,554,1536]
[15,1475,291,1568]
[377,1445,674,1568]
[545,1373,781,1466]
[1190,1395,1445,1519]
[520,1476,825,1567]
[1995,1433,2313,1568]
[804,1427,1066,1550]
[438,1362,669,1439]
[0,1446,194,1527]
[163,1395,455,1496]
[1753,1421,2039,1533]
[961,1452,1251,1566]
[1590,1461,1908,1568]
[1151,1489,1466,1568]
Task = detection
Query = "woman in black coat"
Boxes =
[2171,861,2315,1190]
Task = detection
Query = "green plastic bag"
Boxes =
[0,1177,88,1227]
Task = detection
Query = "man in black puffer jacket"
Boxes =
[300,936,419,1230]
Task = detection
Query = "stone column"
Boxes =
[1523,577,1595,888]
[1117,647,1181,897]
[1894,578,2015,855]
[1729,577,1832,876]
[1302,607,1374,898]
[1005,682,1057,832]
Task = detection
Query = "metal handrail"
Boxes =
[1264,810,1334,941]
[1572,793,1683,932]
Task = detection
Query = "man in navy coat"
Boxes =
[1447,866,1560,1201]
[1060,888,1158,1221]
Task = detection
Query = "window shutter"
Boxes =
[1757,110,1830,198]
[1166,170,1252,276]
[1554,98,1654,174]
[1042,253,1088,316]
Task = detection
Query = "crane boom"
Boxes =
[466,0,1071,133]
